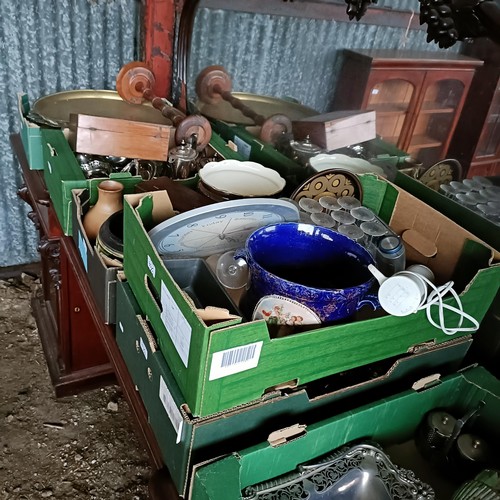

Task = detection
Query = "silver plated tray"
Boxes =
[193,92,318,125]
[242,442,435,500]
[31,90,173,127]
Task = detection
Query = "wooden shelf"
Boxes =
[408,135,443,150]
[368,103,409,114]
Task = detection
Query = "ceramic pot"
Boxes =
[83,180,124,241]
[236,222,378,323]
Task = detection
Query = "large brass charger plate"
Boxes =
[32,90,173,127]
[290,168,363,203]
[194,92,318,125]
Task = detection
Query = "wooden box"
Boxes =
[68,113,173,161]
[292,110,376,151]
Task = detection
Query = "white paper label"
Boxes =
[160,281,192,367]
[209,341,263,381]
[233,136,252,160]
[159,375,184,444]
[139,337,148,360]
[147,255,156,278]
[78,232,88,271]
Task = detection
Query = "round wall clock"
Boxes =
[148,198,300,258]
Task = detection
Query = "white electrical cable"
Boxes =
[414,274,480,335]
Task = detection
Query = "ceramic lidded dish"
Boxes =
[198,159,286,201]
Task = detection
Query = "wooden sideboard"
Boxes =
[12,134,178,499]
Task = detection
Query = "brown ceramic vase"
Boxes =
[83,180,124,241]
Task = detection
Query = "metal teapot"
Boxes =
[167,140,199,179]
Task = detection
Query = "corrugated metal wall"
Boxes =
[0,0,140,268]
[187,5,462,112]
[1,0,463,267]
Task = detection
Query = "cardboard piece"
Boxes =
[68,113,173,161]
[292,110,376,151]
[395,171,500,253]
[189,366,500,500]
[115,277,471,497]
[122,174,499,417]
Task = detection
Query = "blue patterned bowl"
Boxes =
[236,222,378,323]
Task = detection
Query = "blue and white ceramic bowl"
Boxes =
[236,222,378,323]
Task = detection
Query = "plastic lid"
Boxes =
[378,235,402,254]
[378,275,423,316]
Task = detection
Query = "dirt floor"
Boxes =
[0,273,151,499]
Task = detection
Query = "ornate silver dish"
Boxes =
[242,442,435,500]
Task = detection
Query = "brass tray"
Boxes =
[193,92,318,125]
[31,90,173,127]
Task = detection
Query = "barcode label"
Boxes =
[147,255,156,278]
[159,376,184,444]
[78,232,88,271]
[160,281,192,367]
[233,136,251,160]
[139,337,148,360]
[209,342,263,381]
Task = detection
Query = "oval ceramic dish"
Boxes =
[309,153,386,176]
[198,160,286,198]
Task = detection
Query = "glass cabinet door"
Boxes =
[408,79,465,166]
[475,81,500,159]
[367,79,415,147]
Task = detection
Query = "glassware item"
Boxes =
[360,220,389,256]
[350,206,375,225]
[338,224,365,244]
[462,178,483,191]
[310,211,336,228]
[83,180,124,241]
[472,175,493,188]
[215,250,249,289]
[439,183,458,198]
[375,235,406,276]
[319,195,341,213]
[337,195,361,211]
[482,186,500,200]
[298,197,323,214]
[465,191,489,205]
[332,210,355,226]
[455,192,479,209]
[299,211,313,224]
[449,181,467,193]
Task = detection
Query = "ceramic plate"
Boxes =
[310,153,386,177]
[198,160,286,197]
[290,168,363,203]
[252,295,321,326]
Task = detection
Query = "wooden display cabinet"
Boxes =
[448,39,500,178]
[332,49,483,167]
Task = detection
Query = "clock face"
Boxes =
[149,198,300,258]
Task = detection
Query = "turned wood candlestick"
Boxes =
[116,61,212,151]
